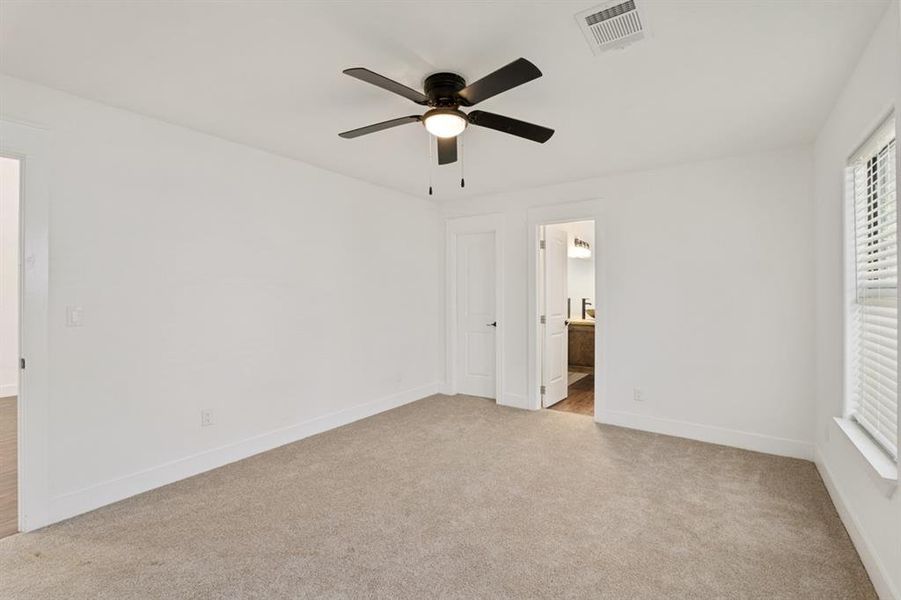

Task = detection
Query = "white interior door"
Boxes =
[542,228,568,407]
[456,232,496,398]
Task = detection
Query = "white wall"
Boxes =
[443,146,815,459]
[813,3,901,598]
[0,75,443,525]
[0,156,18,398]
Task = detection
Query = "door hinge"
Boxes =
[539,240,546,250]
[20,358,25,369]
[540,385,546,395]
[540,315,546,324]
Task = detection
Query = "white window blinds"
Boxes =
[849,115,898,459]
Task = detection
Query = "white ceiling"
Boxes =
[0,0,889,200]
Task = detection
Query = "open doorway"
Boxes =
[1,120,51,534]
[0,155,20,538]
[540,220,595,416]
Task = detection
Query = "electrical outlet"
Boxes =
[633,388,644,402]
[201,409,214,427]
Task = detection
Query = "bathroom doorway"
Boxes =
[539,220,595,416]
[2,119,52,533]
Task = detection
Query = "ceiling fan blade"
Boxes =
[456,58,542,106]
[468,111,554,143]
[338,115,421,139]
[437,136,458,165]
[343,68,429,105]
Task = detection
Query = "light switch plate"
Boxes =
[66,305,84,327]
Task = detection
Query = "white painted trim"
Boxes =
[833,417,898,489]
[596,408,814,460]
[0,384,17,398]
[1,119,51,532]
[436,382,454,396]
[527,201,607,415]
[500,392,529,410]
[816,450,900,600]
[45,382,441,527]
[445,214,505,401]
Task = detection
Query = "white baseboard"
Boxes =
[44,382,440,528]
[0,383,17,398]
[436,382,454,395]
[595,408,814,460]
[815,450,900,600]
[434,383,528,410]
[499,392,529,410]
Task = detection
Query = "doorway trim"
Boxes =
[445,214,505,401]
[1,119,51,532]
[527,201,607,418]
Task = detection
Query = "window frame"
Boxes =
[843,111,899,471]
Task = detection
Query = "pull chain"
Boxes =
[460,135,465,188]
[427,134,434,196]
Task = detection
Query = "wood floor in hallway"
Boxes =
[0,396,16,539]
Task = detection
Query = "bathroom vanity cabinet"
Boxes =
[567,320,595,368]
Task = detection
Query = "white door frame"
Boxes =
[1,119,51,531]
[445,214,504,401]
[527,201,607,418]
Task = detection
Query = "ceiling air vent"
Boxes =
[576,0,647,55]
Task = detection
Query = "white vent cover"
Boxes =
[576,0,647,55]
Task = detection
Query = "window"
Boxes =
[848,114,897,460]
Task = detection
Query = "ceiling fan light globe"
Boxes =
[424,111,467,138]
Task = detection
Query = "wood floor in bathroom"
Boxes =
[549,373,594,416]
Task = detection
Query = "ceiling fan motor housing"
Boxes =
[423,72,468,107]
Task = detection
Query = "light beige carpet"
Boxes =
[0,395,875,599]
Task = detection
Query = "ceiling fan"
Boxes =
[338,58,554,166]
